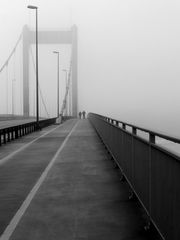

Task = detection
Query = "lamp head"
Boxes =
[53,51,59,54]
[27,5,38,9]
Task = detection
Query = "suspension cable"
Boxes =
[19,41,23,115]
[12,50,16,115]
[0,33,22,74]
[6,63,9,114]
[60,57,72,116]
[29,47,50,118]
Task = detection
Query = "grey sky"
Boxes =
[0,0,180,136]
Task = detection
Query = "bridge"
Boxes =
[0,23,179,240]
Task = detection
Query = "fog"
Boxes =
[1,0,180,137]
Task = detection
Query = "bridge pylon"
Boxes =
[22,25,78,118]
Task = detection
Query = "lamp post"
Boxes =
[62,69,68,115]
[27,5,39,128]
[12,78,16,115]
[53,51,60,119]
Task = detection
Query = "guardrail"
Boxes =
[88,113,180,240]
[0,118,56,146]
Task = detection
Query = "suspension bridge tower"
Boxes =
[22,25,78,118]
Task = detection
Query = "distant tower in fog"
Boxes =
[22,25,78,117]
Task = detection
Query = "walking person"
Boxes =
[79,111,82,119]
[82,110,86,119]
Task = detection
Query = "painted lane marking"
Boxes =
[0,120,79,240]
[0,120,75,166]
[0,125,60,166]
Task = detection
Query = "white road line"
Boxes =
[0,120,79,240]
[0,123,64,166]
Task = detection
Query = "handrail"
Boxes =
[88,112,180,240]
[91,113,180,144]
[0,118,56,146]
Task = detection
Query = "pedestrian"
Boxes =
[79,111,82,119]
[82,110,86,119]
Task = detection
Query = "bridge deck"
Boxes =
[0,118,36,129]
[0,119,161,240]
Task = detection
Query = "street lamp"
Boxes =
[27,5,39,128]
[62,69,68,115]
[53,51,60,119]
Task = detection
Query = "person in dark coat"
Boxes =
[82,111,86,119]
[79,111,82,119]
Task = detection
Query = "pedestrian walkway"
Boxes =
[0,119,161,240]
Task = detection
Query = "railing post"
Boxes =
[18,126,20,137]
[7,129,10,142]
[147,132,156,229]
[122,123,126,130]
[11,128,14,140]
[20,126,22,137]
[22,126,24,136]
[3,130,6,144]
[0,133,1,146]
[132,127,137,135]
[149,133,155,144]
[15,127,18,139]
[131,127,136,189]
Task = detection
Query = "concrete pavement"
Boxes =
[0,119,162,240]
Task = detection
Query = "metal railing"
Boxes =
[0,118,56,146]
[88,113,180,240]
